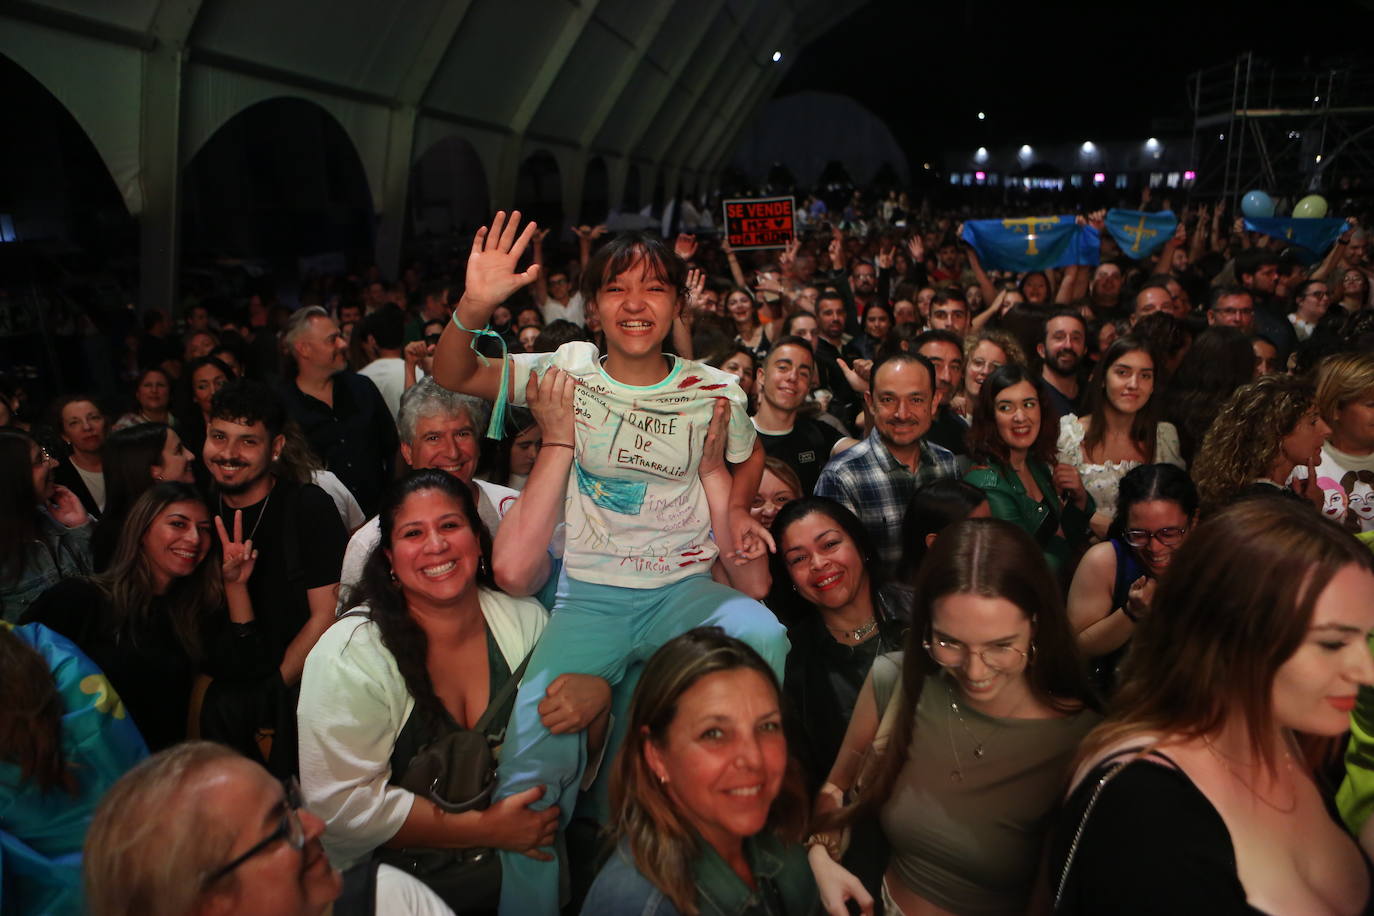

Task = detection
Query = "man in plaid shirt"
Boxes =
[815,352,959,577]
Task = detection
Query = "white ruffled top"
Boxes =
[1056,415,1185,519]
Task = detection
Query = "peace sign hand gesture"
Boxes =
[464,211,541,312]
[216,510,258,588]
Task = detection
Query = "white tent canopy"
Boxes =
[1,0,865,308]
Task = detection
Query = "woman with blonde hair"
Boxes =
[947,329,1025,423]
[1049,498,1374,914]
[1311,351,1374,532]
[584,627,815,916]
[1192,374,1330,516]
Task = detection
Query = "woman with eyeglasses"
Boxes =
[948,329,1025,425]
[1049,499,1373,915]
[806,518,1101,916]
[84,742,452,916]
[1066,464,1198,696]
[0,429,93,622]
[963,364,1094,578]
[1056,336,1184,540]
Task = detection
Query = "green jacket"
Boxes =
[1337,531,1374,837]
[964,459,1095,575]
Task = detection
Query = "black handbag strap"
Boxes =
[473,648,533,737]
[339,608,532,739]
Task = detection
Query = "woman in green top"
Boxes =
[963,364,1093,577]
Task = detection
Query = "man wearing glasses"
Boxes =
[1290,279,1331,341]
[1206,286,1257,333]
[85,742,452,915]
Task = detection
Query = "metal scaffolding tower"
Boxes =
[1188,52,1374,209]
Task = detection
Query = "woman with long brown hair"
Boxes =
[23,482,264,750]
[584,627,816,915]
[808,518,1101,915]
[1056,336,1184,539]
[1050,498,1373,914]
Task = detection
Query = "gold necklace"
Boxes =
[824,618,878,643]
[943,676,1028,782]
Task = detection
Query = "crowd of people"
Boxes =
[3,190,1374,916]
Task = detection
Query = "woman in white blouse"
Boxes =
[297,469,609,910]
[1057,336,1184,539]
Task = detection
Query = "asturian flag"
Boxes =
[1104,209,1177,258]
[1244,217,1347,258]
[960,216,1099,272]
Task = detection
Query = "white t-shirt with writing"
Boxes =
[509,342,755,588]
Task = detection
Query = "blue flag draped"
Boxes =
[960,216,1099,272]
[1105,209,1177,258]
[1243,217,1346,256]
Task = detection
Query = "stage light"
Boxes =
[1080,141,1096,156]
[977,112,986,120]
[1093,172,1106,184]
[771,50,782,62]
[1145,137,1160,149]
[975,171,986,180]
[1184,170,1196,181]
[975,147,989,163]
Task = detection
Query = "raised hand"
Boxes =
[674,233,699,261]
[778,238,799,273]
[591,224,608,239]
[532,226,550,247]
[729,506,775,564]
[906,234,925,263]
[216,510,258,587]
[683,267,706,314]
[835,358,869,395]
[47,484,88,528]
[465,211,541,312]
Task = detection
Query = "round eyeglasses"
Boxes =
[1123,526,1187,548]
[924,636,1029,671]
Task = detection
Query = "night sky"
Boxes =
[778,0,1374,176]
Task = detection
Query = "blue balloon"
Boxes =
[1241,190,1275,219]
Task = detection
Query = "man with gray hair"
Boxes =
[279,305,398,516]
[339,378,554,599]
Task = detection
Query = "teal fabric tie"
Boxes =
[450,311,510,440]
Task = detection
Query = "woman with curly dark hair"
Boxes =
[1192,374,1330,516]
[296,469,611,912]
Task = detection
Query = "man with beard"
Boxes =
[814,291,863,429]
[815,352,958,577]
[914,329,969,460]
[200,379,348,775]
[752,338,840,495]
[1038,310,1088,422]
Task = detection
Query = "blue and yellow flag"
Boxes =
[1243,217,1346,256]
[1104,209,1177,258]
[960,216,1099,272]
